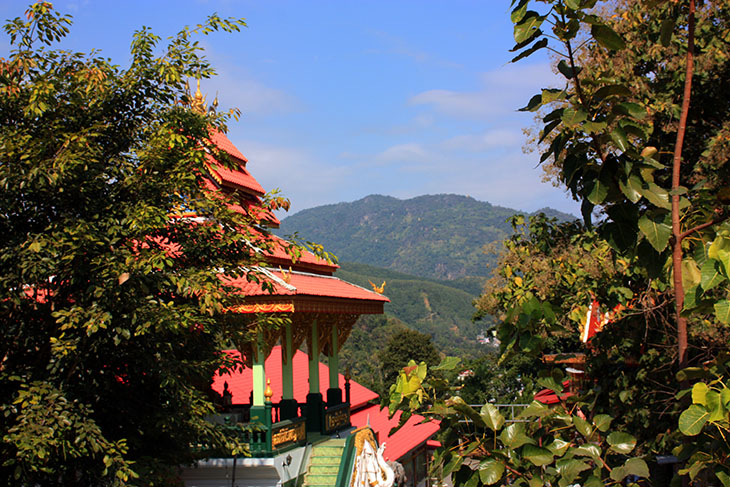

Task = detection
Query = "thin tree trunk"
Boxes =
[671,0,695,370]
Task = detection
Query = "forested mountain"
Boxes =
[336,262,486,356]
[278,194,575,281]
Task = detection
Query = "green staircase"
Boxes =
[303,438,346,487]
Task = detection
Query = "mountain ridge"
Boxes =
[277,193,575,281]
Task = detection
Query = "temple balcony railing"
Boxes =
[208,398,352,457]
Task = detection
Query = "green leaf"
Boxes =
[722,387,730,408]
[573,415,592,438]
[678,404,710,436]
[610,458,650,481]
[562,108,587,126]
[619,175,642,203]
[714,300,730,324]
[511,0,528,23]
[700,259,725,292]
[593,84,632,100]
[556,458,590,483]
[478,459,505,486]
[660,18,675,47]
[717,470,730,487]
[564,0,580,9]
[519,400,552,418]
[682,258,702,291]
[557,59,581,79]
[616,102,647,120]
[519,94,543,112]
[514,12,545,44]
[480,403,505,431]
[593,414,612,432]
[706,390,726,422]
[511,38,548,63]
[584,475,603,487]
[522,444,554,466]
[499,423,535,449]
[546,438,571,456]
[610,126,629,152]
[587,178,608,205]
[591,24,626,50]
[640,182,672,209]
[572,444,601,460]
[638,213,671,252]
[432,356,460,371]
[692,382,709,406]
[607,432,636,454]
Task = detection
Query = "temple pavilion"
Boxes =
[179,91,425,487]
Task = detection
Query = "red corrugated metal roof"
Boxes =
[351,405,440,462]
[206,153,266,196]
[223,269,389,303]
[210,130,248,163]
[213,346,379,410]
[262,234,338,273]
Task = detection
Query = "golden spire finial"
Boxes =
[191,79,207,113]
[264,378,273,402]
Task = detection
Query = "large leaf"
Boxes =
[586,178,608,205]
[593,414,613,432]
[591,23,626,50]
[610,126,629,152]
[638,213,671,252]
[556,458,590,483]
[478,459,505,486]
[692,382,709,406]
[700,259,725,292]
[522,444,554,466]
[607,432,636,454]
[480,403,505,432]
[562,107,587,126]
[514,12,545,44]
[432,356,460,371]
[682,258,702,291]
[715,300,730,325]
[678,404,710,436]
[618,175,642,203]
[499,422,535,449]
[610,458,650,482]
[572,444,601,461]
[518,400,552,418]
[573,415,592,438]
[545,438,571,456]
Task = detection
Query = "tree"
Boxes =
[386,1,730,486]
[380,329,441,387]
[0,3,290,485]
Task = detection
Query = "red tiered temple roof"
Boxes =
[208,129,387,312]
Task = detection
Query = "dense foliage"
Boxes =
[0,4,291,485]
[387,1,730,486]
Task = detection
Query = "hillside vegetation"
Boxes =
[336,262,487,356]
[279,194,575,281]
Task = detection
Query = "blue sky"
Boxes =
[1,1,581,217]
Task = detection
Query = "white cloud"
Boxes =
[442,128,525,152]
[375,143,430,163]
[409,62,560,119]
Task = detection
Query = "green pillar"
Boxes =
[326,324,342,405]
[306,318,324,433]
[308,319,320,393]
[250,335,268,429]
[252,337,265,407]
[280,321,298,420]
[282,322,294,400]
